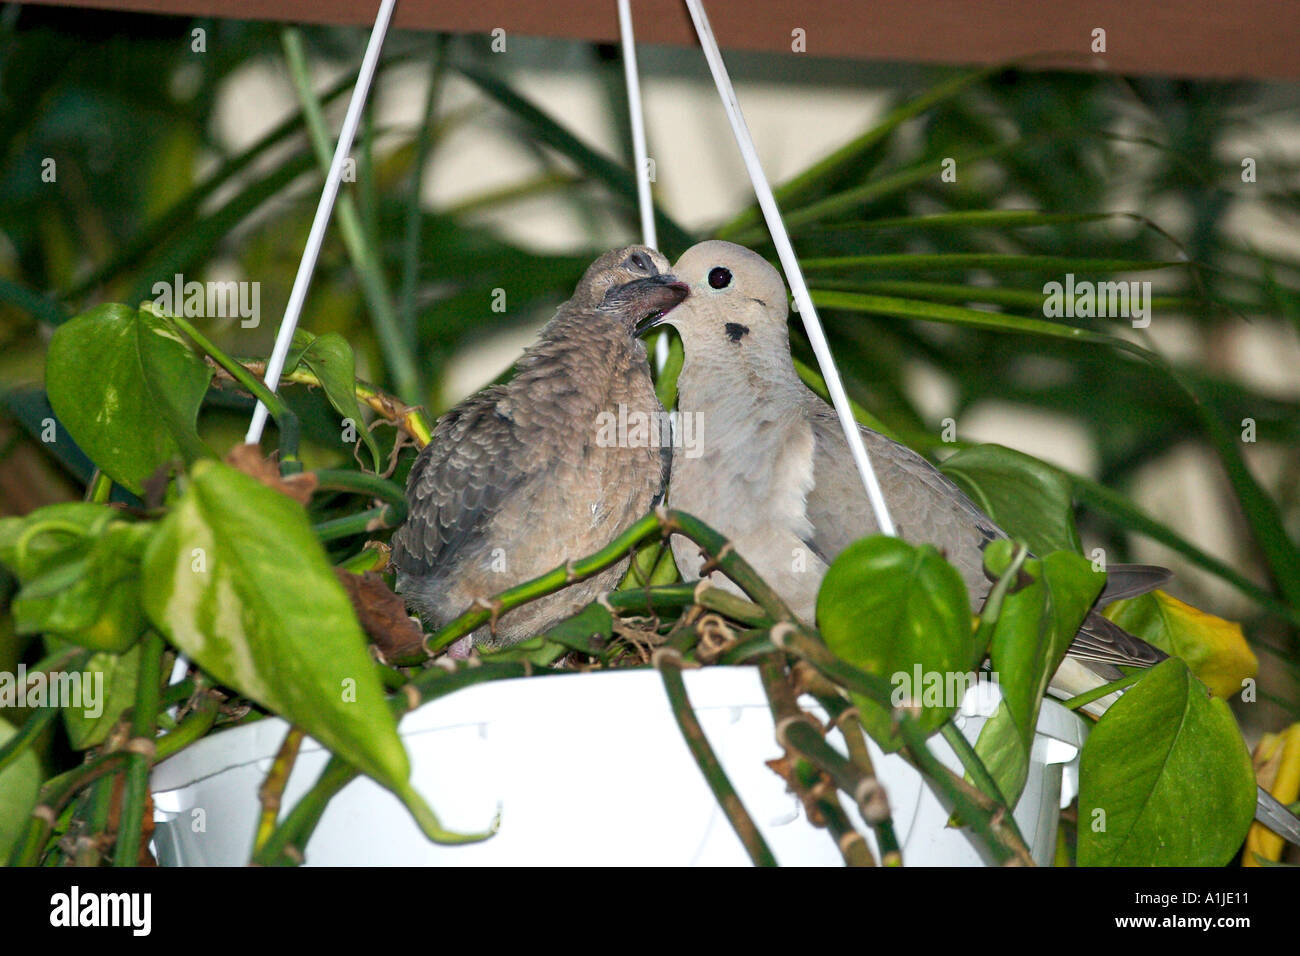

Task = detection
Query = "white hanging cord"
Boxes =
[682,0,896,536]
[245,0,400,445]
[617,0,656,251]
[616,0,670,372]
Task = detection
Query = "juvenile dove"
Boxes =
[649,239,1300,841]
[390,246,688,655]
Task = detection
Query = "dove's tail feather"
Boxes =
[1254,790,1300,848]
[1070,610,1168,672]
[1052,612,1166,718]
[1099,563,1174,604]
[1056,560,1171,684]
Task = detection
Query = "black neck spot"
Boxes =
[725,322,749,343]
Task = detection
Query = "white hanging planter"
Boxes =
[150,667,1084,866]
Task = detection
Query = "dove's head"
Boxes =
[640,240,793,376]
[574,245,690,333]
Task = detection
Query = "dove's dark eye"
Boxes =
[708,267,732,289]
[627,252,653,274]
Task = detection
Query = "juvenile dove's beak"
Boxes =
[628,275,690,336]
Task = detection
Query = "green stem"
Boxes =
[715,630,777,665]
[778,716,881,823]
[757,655,879,866]
[692,585,770,626]
[112,631,164,866]
[400,38,448,354]
[154,694,220,761]
[608,583,771,629]
[789,757,875,866]
[12,752,130,866]
[254,756,355,867]
[896,715,1033,865]
[311,469,407,508]
[86,470,113,503]
[158,677,196,710]
[792,665,902,865]
[973,541,1030,656]
[281,28,421,404]
[336,546,389,574]
[73,778,114,866]
[13,518,102,569]
[0,650,92,780]
[424,511,664,654]
[665,513,799,624]
[421,508,798,657]
[656,648,778,867]
[604,582,698,616]
[374,661,408,691]
[313,505,402,541]
[1060,671,1143,712]
[940,720,1027,846]
[0,706,57,776]
[254,726,305,856]
[309,468,405,541]
[420,504,803,661]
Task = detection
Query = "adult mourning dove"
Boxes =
[651,240,1163,695]
[648,239,1300,841]
[390,246,688,655]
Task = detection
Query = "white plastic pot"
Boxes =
[151,667,1084,866]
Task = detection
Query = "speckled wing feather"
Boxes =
[390,386,531,579]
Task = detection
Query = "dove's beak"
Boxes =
[627,275,690,336]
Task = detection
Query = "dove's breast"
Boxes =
[668,394,826,619]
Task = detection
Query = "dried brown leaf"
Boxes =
[224,443,318,505]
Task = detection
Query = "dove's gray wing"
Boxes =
[390,385,532,580]
[802,394,1001,600]
[801,390,1165,673]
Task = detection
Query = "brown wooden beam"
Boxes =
[14,0,1299,81]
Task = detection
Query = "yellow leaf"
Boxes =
[1102,590,1256,699]
[1244,724,1300,866]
